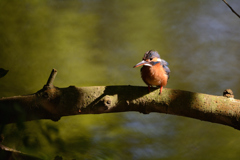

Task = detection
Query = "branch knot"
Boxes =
[223,89,234,98]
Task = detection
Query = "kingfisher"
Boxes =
[133,50,170,94]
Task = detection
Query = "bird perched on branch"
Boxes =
[133,50,170,94]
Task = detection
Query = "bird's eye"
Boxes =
[150,58,153,61]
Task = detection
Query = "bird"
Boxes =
[133,50,170,94]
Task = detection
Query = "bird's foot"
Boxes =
[159,86,163,95]
[148,85,152,93]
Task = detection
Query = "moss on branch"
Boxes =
[0,69,240,130]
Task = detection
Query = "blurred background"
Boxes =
[1,0,240,159]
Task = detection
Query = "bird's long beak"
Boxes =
[133,60,150,68]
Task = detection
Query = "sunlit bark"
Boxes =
[1,69,240,130]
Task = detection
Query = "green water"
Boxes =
[1,0,240,159]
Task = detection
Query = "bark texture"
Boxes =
[1,69,240,130]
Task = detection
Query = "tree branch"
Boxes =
[1,69,240,130]
[45,68,57,88]
[222,0,240,18]
[0,143,41,160]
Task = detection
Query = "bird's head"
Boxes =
[133,50,161,68]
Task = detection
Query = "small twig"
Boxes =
[46,68,57,87]
[222,0,240,18]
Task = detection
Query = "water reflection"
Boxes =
[1,0,240,159]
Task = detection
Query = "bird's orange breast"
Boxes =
[141,63,168,87]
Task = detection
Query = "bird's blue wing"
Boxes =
[161,59,170,79]
[161,59,169,66]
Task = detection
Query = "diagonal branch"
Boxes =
[222,0,240,18]
[45,68,57,88]
[0,69,240,130]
